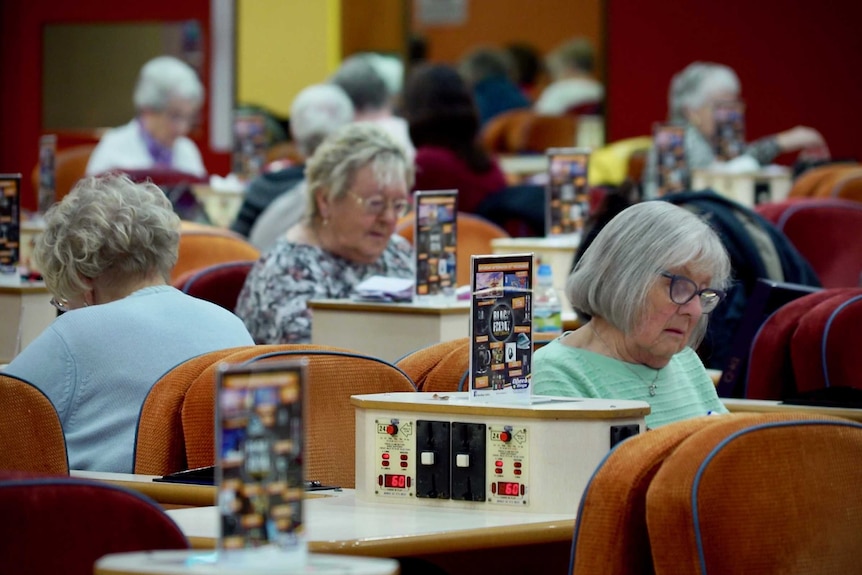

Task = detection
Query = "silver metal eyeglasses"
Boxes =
[659,271,726,314]
[50,297,71,313]
[350,192,410,218]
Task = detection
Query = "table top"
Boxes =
[70,470,216,508]
[95,550,399,575]
[490,235,581,251]
[308,298,470,315]
[167,489,576,556]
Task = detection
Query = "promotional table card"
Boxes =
[0,174,21,275]
[37,134,57,214]
[232,112,268,181]
[414,189,458,298]
[653,123,688,197]
[712,100,746,162]
[545,147,590,237]
[469,253,534,402]
[216,359,307,564]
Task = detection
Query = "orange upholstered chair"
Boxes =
[0,374,68,474]
[755,198,862,288]
[133,346,254,475]
[516,114,579,153]
[396,211,510,287]
[570,415,723,575]
[172,260,256,312]
[30,143,97,207]
[396,337,470,392]
[171,224,260,284]
[0,475,188,575]
[830,167,862,202]
[788,163,862,198]
[480,108,535,153]
[646,413,862,575]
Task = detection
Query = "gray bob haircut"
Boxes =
[668,62,740,123]
[133,56,204,110]
[305,123,414,220]
[330,54,389,113]
[567,201,731,347]
[34,174,180,301]
[289,84,355,157]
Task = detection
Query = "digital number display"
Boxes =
[497,481,520,496]
[384,474,407,488]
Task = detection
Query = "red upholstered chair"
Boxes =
[0,474,188,575]
[396,337,470,392]
[0,374,68,474]
[790,290,862,397]
[646,414,862,575]
[755,198,862,288]
[745,289,856,399]
[172,260,256,312]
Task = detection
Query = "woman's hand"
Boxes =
[775,126,830,159]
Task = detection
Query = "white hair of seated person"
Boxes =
[289,84,355,158]
[133,55,204,110]
[668,62,740,125]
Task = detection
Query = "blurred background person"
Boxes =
[534,37,604,116]
[230,83,354,238]
[533,201,731,429]
[505,42,546,102]
[402,63,507,214]
[235,123,414,344]
[458,46,530,126]
[4,174,253,472]
[330,53,415,161]
[86,55,207,178]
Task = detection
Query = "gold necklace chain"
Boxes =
[589,323,660,397]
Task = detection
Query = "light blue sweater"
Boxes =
[5,286,254,472]
[532,338,726,428]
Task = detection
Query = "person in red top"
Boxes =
[402,63,507,214]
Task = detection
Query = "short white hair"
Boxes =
[669,62,740,123]
[133,56,204,110]
[289,84,355,157]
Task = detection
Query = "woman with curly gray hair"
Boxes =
[5,174,253,473]
[533,201,731,428]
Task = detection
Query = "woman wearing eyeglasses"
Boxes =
[235,123,414,344]
[532,201,731,428]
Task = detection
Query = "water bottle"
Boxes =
[534,263,562,336]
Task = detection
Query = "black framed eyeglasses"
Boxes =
[50,297,71,313]
[659,271,726,314]
[350,192,410,218]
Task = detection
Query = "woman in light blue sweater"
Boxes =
[6,174,254,472]
[533,201,731,428]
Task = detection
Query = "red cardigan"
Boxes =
[413,146,507,214]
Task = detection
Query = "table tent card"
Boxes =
[216,359,308,567]
[712,100,746,162]
[232,112,268,182]
[0,174,21,275]
[545,147,590,237]
[653,123,688,197]
[413,189,458,299]
[469,253,534,403]
[37,134,57,215]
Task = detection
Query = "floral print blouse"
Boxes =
[235,235,414,344]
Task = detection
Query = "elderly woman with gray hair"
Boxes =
[86,55,207,177]
[4,174,253,472]
[532,201,731,428]
[235,123,414,344]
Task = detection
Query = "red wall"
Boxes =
[605,0,862,163]
[0,1,229,211]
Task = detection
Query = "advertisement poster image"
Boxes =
[216,360,306,553]
[0,175,21,274]
[414,189,458,298]
[545,147,590,237]
[469,253,533,402]
[712,100,746,162]
[38,135,57,215]
[653,123,688,197]
[232,113,268,181]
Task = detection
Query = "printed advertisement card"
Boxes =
[712,100,746,162]
[37,134,57,214]
[545,147,590,236]
[653,123,688,197]
[414,189,458,298]
[0,174,21,274]
[232,112,268,181]
[469,253,534,402]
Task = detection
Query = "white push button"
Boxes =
[456,453,470,468]
[420,451,435,466]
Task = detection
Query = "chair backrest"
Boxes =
[570,415,722,575]
[396,211,510,287]
[646,414,862,575]
[0,475,188,575]
[480,108,536,153]
[31,144,97,206]
[755,198,862,288]
[134,346,254,475]
[172,260,256,312]
[787,163,860,198]
[517,114,579,153]
[0,374,68,474]
[587,136,653,187]
[396,337,470,392]
[830,167,862,202]
[171,224,260,283]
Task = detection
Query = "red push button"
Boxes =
[514,469,522,475]
[500,431,511,442]
[386,424,398,435]
[400,454,408,461]
[513,461,522,468]
[400,461,408,468]
[382,461,390,467]
[382,453,390,460]
[495,460,503,467]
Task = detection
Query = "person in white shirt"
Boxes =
[534,37,604,116]
[86,55,207,178]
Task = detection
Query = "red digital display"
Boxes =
[384,474,407,488]
[497,481,520,496]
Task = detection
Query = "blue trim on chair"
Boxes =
[819,294,862,389]
[457,370,470,392]
[689,419,862,574]
[742,308,783,398]
[180,260,256,293]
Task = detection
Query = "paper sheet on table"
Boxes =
[352,275,414,302]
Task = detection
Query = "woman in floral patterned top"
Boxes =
[235,123,415,344]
